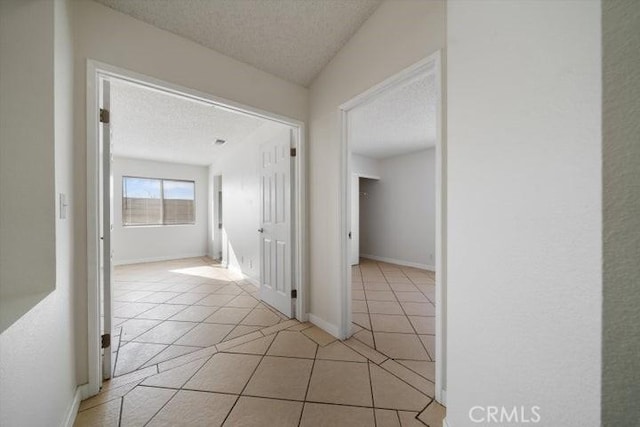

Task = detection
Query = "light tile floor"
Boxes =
[77,257,444,426]
[350,258,437,385]
[108,258,287,377]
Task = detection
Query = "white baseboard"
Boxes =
[240,273,259,288]
[207,252,222,262]
[360,254,435,271]
[438,388,447,406]
[79,383,93,400]
[308,313,340,338]
[61,386,84,427]
[114,253,207,266]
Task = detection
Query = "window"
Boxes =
[122,176,195,226]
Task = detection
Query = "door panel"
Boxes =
[276,241,286,292]
[259,128,293,317]
[262,238,272,290]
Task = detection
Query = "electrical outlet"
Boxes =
[249,259,253,269]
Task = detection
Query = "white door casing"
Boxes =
[259,128,294,317]
[339,53,445,402]
[99,78,113,380]
[350,174,359,265]
[86,61,307,397]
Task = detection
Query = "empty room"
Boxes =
[1,0,636,426]
[102,76,305,381]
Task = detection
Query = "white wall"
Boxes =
[351,153,380,178]
[0,0,56,331]
[602,1,640,425]
[446,1,602,426]
[0,0,78,426]
[112,157,209,265]
[308,0,445,332]
[360,149,435,269]
[210,123,289,283]
[72,0,308,383]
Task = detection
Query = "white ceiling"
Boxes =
[349,73,437,159]
[111,78,271,165]
[93,0,383,87]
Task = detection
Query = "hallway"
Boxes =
[77,258,444,426]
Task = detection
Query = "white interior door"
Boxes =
[350,174,360,265]
[99,78,113,380]
[259,128,293,317]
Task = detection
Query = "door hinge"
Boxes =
[99,108,110,124]
[291,289,297,299]
[101,333,111,349]
[290,147,296,157]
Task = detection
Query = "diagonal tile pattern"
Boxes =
[351,258,437,363]
[78,257,444,426]
[108,257,287,376]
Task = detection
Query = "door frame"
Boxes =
[350,174,359,266]
[337,51,447,404]
[85,60,308,396]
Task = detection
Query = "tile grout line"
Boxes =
[108,260,437,425]
[394,409,403,426]
[219,328,281,426]
[140,388,180,427]
[113,291,210,378]
[213,292,265,344]
[147,384,424,412]
[367,361,377,427]
[141,350,221,427]
[111,326,123,377]
[412,399,436,427]
[105,336,431,415]
[297,343,319,427]
[354,261,438,396]
[117,395,124,427]
[363,263,379,350]
[382,261,433,362]
[126,316,293,377]
[117,288,267,376]
[374,262,435,380]
[391,359,436,384]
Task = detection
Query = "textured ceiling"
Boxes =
[111,78,274,165]
[349,73,437,159]
[93,0,383,86]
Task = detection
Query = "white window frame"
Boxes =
[121,175,196,227]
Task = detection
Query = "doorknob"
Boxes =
[258,228,264,233]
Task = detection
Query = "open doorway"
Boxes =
[339,53,446,403]
[86,62,307,395]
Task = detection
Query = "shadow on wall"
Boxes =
[222,227,246,280]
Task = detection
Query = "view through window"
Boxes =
[122,176,195,226]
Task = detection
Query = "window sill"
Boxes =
[122,223,196,229]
